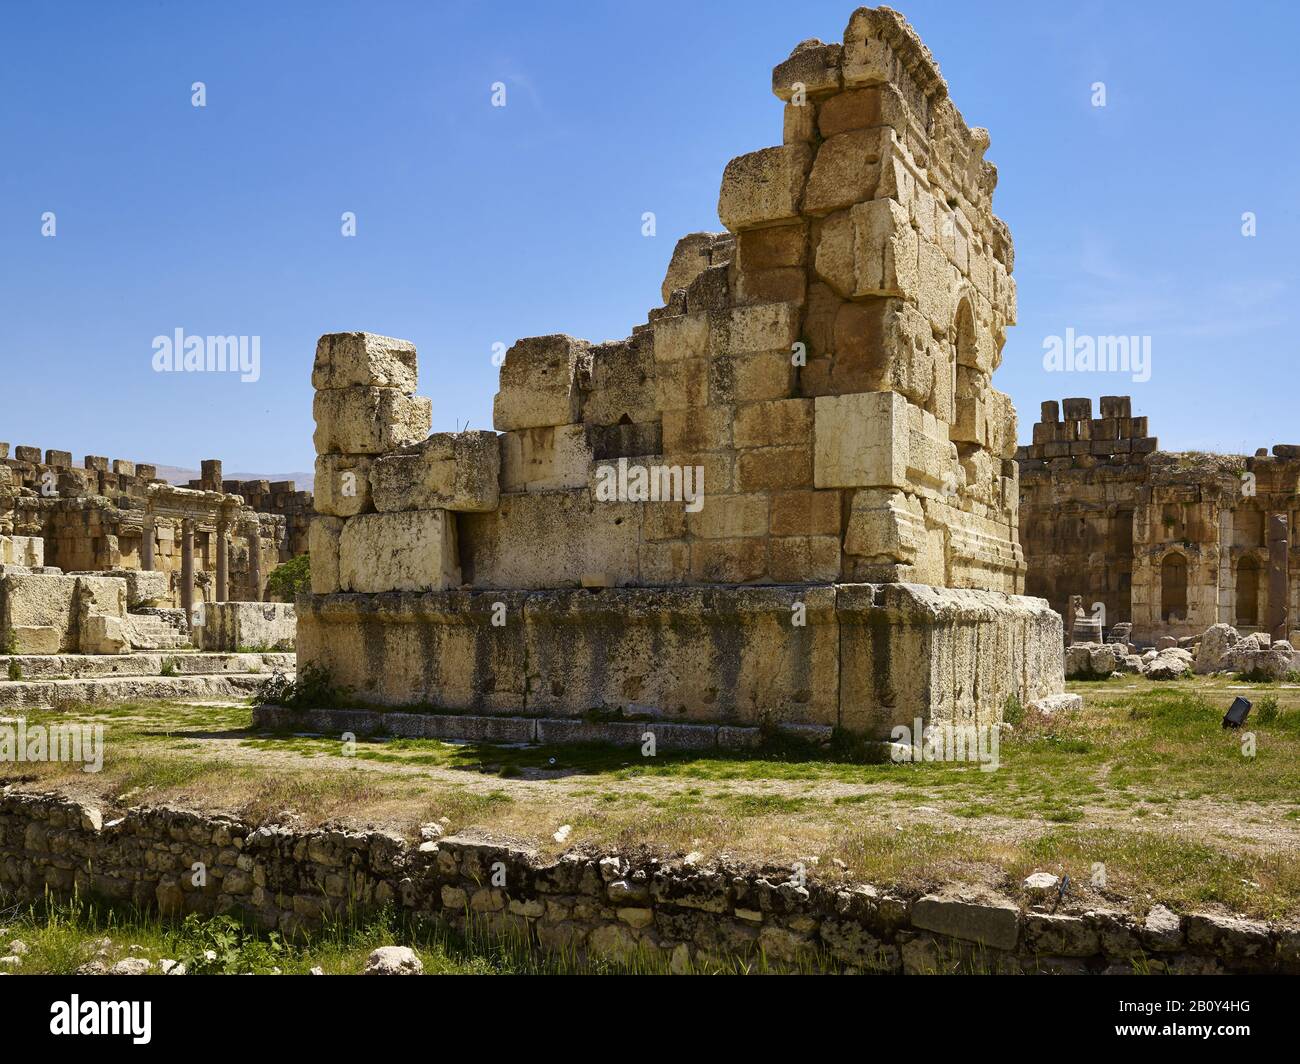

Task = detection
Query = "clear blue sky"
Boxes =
[2,0,1297,474]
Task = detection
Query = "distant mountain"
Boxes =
[152,464,315,492]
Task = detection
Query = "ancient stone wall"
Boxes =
[0,791,1292,974]
[0,443,297,612]
[1017,397,1299,643]
[299,7,1065,736]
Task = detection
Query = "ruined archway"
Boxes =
[1236,555,1260,628]
[1161,552,1188,622]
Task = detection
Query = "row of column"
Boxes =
[140,516,264,618]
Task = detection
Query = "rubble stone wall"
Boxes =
[0,792,1292,974]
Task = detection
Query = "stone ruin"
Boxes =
[1018,396,1298,646]
[0,444,305,655]
[295,7,1068,747]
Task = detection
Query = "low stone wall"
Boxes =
[297,582,1065,738]
[1,791,1293,974]
[195,601,297,652]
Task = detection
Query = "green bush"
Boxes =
[1256,695,1280,725]
[257,663,345,709]
[266,554,310,601]
[176,914,287,975]
[1002,694,1025,727]
[7,660,21,682]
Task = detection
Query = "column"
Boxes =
[248,523,263,603]
[141,513,155,572]
[1267,513,1289,641]
[181,519,195,622]
[215,521,229,602]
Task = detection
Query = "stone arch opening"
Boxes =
[1236,555,1260,627]
[1161,552,1188,622]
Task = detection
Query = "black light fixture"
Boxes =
[1222,697,1252,729]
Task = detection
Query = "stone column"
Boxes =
[141,513,155,572]
[1216,510,1233,625]
[215,521,229,602]
[181,519,195,622]
[248,523,263,603]
[1267,513,1289,641]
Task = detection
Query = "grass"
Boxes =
[3,676,1300,919]
[0,893,822,975]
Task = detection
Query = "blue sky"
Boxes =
[2,0,1297,474]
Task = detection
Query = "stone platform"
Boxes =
[295,584,1063,739]
[0,651,294,710]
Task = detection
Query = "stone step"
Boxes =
[123,614,192,651]
[0,672,281,711]
[0,652,296,681]
[251,705,832,752]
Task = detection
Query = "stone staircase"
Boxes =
[0,652,295,710]
[124,612,192,651]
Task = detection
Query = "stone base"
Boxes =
[296,583,1065,738]
[194,601,297,652]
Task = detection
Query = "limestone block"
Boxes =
[196,602,297,652]
[783,100,817,144]
[338,510,460,594]
[843,489,925,564]
[582,337,658,426]
[314,454,374,517]
[80,614,127,655]
[726,302,800,355]
[493,335,590,431]
[838,583,1065,737]
[771,40,842,100]
[802,129,884,215]
[717,144,813,232]
[0,572,77,653]
[312,332,418,392]
[371,432,501,513]
[814,390,909,489]
[8,625,62,654]
[733,398,813,449]
[109,569,169,608]
[0,535,43,567]
[296,590,530,712]
[308,517,344,594]
[815,198,918,300]
[661,232,723,304]
[523,586,840,727]
[458,493,640,590]
[312,388,432,456]
[500,426,591,493]
[651,312,709,364]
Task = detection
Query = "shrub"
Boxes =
[256,663,345,710]
[7,660,21,682]
[160,658,178,677]
[1002,694,1025,727]
[1256,695,1280,725]
[266,554,310,601]
[175,914,287,975]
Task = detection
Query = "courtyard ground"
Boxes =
[3,675,1298,931]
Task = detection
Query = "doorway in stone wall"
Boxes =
[1161,552,1188,622]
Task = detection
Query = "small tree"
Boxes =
[265,554,310,601]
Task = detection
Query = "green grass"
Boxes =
[0,893,825,976]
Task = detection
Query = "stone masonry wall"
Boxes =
[0,791,1293,974]
[1018,396,1300,643]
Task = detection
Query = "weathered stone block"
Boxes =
[338,511,460,594]
[312,332,418,392]
[312,388,432,455]
[500,426,590,493]
[814,390,908,488]
[717,144,813,232]
[371,432,501,513]
[314,454,374,518]
[308,517,344,594]
[493,335,590,431]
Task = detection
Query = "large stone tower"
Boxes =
[297,7,1066,746]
